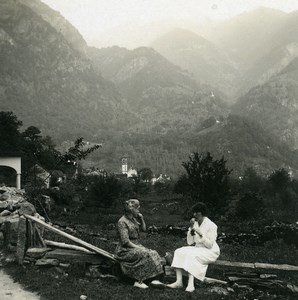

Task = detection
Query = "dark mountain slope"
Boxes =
[233,57,298,150]
[89,45,229,133]
[20,0,88,54]
[0,0,126,142]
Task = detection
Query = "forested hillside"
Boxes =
[233,57,298,150]
[151,28,238,100]
[0,0,127,142]
[1,0,297,179]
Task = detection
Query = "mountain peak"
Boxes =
[152,28,212,49]
[20,0,88,53]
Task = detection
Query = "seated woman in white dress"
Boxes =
[167,202,220,292]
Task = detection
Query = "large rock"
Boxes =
[0,210,11,216]
[16,216,27,264]
[0,213,19,226]
[0,201,9,210]
[35,258,60,267]
[18,202,36,216]
[3,217,20,245]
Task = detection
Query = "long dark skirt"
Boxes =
[115,246,163,282]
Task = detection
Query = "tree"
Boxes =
[139,168,153,182]
[268,168,291,195]
[176,152,232,213]
[87,175,121,207]
[0,111,22,153]
[235,192,264,219]
[241,167,264,193]
[22,126,42,141]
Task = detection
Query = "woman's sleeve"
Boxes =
[187,228,195,245]
[117,220,130,245]
[200,225,217,249]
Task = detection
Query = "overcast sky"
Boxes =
[41,0,298,48]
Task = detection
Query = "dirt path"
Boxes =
[0,269,40,300]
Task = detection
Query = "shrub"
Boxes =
[235,192,264,219]
[175,151,232,213]
[87,175,121,207]
[48,183,76,205]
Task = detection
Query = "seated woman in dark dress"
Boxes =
[115,199,163,289]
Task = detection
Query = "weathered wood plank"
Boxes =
[214,260,255,269]
[35,224,46,248]
[44,249,105,265]
[44,239,95,254]
[214,260,298,271]
[254,262,298,271]
[24,215,116,262]
[204,277,228,285]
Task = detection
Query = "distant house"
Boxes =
[152,174,171,185]
[127,168,137,178]
[85,168,107,178]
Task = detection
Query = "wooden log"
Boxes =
[44,240,95,254]
[204,277,228,285]
[24,214,116,262]
[214,260,298,272]
[27,220,36,248]
[44,249,105,265]
[214,260,255,269]
[35,224,46,248]
[254,263,298,271]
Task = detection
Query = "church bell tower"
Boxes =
[121,156,128,175]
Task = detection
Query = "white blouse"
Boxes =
[187,217,219,251]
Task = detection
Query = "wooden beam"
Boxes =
[214,260,298,271]
[34,224,46,248]
[204,277,228,285]
[24,215,117,262]
[254,263,298,271]
[44,240,95,254]
[214,260,255,269]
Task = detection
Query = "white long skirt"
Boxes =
[171,246,220,281]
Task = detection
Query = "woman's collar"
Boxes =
[125,214,140,225]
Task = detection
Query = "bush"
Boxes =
[176,152,232,213]
[48,183,76,205]
[235,192,264,219]
[87,175,121,207]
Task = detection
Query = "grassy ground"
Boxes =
[1,194,298,299]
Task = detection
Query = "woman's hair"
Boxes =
[191,202,208,216]
[124,199,140,212]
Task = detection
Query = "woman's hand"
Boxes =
[190,218,195,228]
[137,213,144,220]
[195,228,203,238]
[137,213,146,232]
